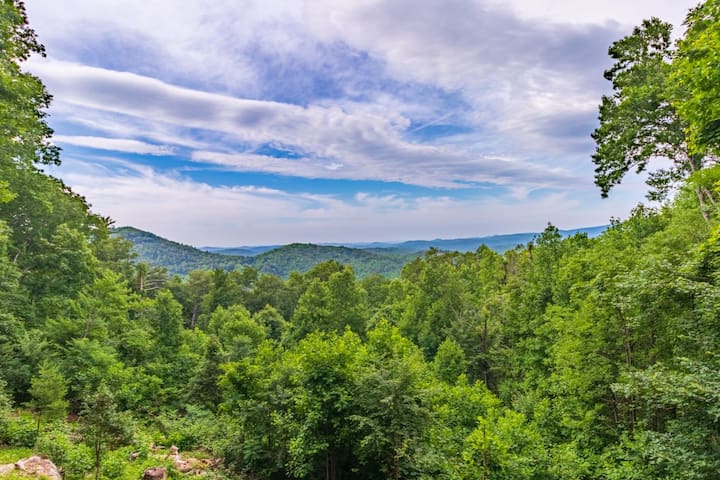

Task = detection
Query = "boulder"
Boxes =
[142,466,167,480]
[11,456,62,480]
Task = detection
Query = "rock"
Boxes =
[12,456,62,480]
[142,466,167,480]
[175,459,193,473]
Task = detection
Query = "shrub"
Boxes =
[1,412,35,447]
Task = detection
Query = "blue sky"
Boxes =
[24,0,696,246]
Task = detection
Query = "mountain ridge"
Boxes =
[113,224,609,277]
[198,224,609,255]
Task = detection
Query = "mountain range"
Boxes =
[113,225,608,277]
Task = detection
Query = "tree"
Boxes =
[326,266,368,335]
[252,304,287,341]
[184,269,213,328]
[433,337,468,384]
[80,384,132,480]
[353,322,434,480]
[286,278,331,343]
[0,0,59,168]
[208,304,266,359]
[672,0,720,152]
[132,262,168,297]
[147,290,184,349]
[284,331,364,480]
[0,376,13,435]
[591,18,716,211]
[26,362,68,441]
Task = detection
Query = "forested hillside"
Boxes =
[3,1,720,479]
[248,243,417,278]
[113,227,418,277]
[113,227,246,274]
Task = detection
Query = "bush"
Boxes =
[101,447,134,479]
[0,412,35,447]
[152,406,219,451]
[35,427,93,480]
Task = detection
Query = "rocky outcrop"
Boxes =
[0,456,62,479]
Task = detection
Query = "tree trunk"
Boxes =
[482,424,488,480]
[392,431,401,480]
[190,303,199,329]
[95,435,102,480]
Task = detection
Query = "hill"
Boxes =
[249,243,418,278]
[113,227,247,274]
[112,227,418,277]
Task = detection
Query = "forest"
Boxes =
[2,0,720,479]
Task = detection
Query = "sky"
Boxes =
[23,0,699,246]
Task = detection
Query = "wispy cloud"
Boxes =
[22,0,699,244]
[58,159,630,245]
[31,59,580,189]
[54,135,175,156]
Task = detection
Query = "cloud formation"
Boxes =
[57,159,637,245]
[33,59,579,189]
[22,0,699,244]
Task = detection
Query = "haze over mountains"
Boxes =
[114,225,608,277]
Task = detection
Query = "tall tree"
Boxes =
[591,18,716,213]
[672,0,720,153]
[0,0,58,168]
[80,384,132,480]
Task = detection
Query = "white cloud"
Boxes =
[488,0,693,31]
[54,135,175,155]
[56,160,635,245]
[30,59,580,189]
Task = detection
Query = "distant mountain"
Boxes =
[112,227,418,277]
[113,225,608,278]
[203,225,609,255]
[378,225,609,253]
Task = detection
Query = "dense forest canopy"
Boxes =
[2,1,720,479]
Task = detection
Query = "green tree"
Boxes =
[252,304,287,341]
[26,362,68,441]
[326,266,368,335]
[591,17,716,211]
[184,269,213,328]
[672,0,720,152]
[208,304,266,359]
[433,337,468,384]
[286,278,331,343]
[353,322,434,480]
[80,384,132,480]
[0,0,58,168]
[284,331,363,480]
